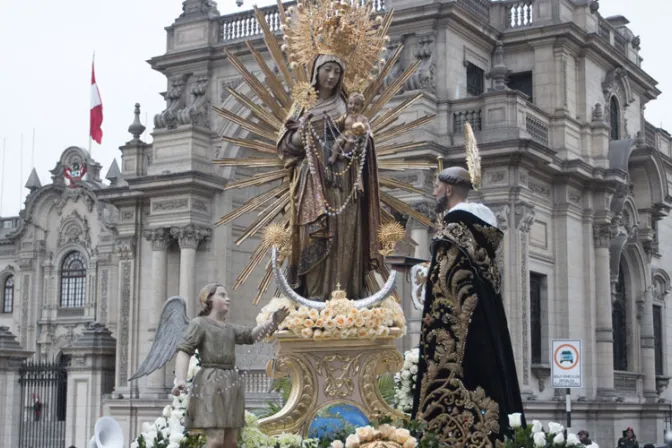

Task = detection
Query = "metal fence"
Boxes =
[18,360,68,448]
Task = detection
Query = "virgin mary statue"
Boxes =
[212,0,435,304]
[277,54,382,301]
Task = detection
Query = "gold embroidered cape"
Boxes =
[411,209,525,447]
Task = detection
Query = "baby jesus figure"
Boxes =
[329,91,370,164]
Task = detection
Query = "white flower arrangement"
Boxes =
[131,353,201,448]
[257,296,406,341]
[505,413,599,448]
[240,411,319,447]
[330,424,418,448]
[393,348,419,413]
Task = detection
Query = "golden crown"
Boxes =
[282,0,389,87]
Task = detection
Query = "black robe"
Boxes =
[411,210,525,447]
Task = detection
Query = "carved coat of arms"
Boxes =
[64,162,87,188]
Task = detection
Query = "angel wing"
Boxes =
[129,296,190,381]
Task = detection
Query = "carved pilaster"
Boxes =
[515,203,534,386]
[143,228,172,251]
[171,225,210,250]
[115,236,136,260]
[592,223,613,249]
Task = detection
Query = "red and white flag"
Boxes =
[90,59,103,144]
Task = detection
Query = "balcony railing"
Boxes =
[525,105,549,146]
[218,0,386,44]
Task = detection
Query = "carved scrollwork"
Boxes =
[406,33,436,94]
[593,223,614,249]
[515,204,535,233]
[258,353,318,435]
[57,210,92,248]
[308,353,362,398]
[359,349,405,420]
[115,236,137,260]
[143,228,172,251]
[178,75,211,129]
[154,75,187,130]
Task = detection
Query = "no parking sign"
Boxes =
[551,340,582,388]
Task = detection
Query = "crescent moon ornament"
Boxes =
[270,246,397,309]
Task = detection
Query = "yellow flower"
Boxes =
[301,328,313,339]
[349,308,359,317]
[393,428,411,444]
[402,437,418,448]
[315,318,326,328]
[357,328,368,338]
[378,424,394,439]
[355,426,374,442]
[297,306,310,316]
[320,309,334,319]
[366,319,377,329]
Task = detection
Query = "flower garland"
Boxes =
[257,296,406,341]
[393,348,419,413]
[329,424,418,448]
[505,414,599,448]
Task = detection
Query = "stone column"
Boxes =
[593,223,615,395]
[143,228,171,394]
[640,286,658,398]
[410,202,433,262]
[171,225,210,317]
[62,323,117,448]
[0,327,33,448]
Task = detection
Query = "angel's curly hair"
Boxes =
[198,283,225,317]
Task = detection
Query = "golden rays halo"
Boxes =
[214,0,438,303]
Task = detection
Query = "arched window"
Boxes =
[612,261,628,371]
[2,275,14,313]
[610,96,620,140]
[60,252,87,308]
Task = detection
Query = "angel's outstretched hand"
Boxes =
[272,306,291,326]
[171,380,187,396]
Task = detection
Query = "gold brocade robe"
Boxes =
[411,209,526,447]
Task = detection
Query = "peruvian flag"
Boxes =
[90,59,103,144]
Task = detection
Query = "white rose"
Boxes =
[401,370,411,380]
[131,442,139,448]
[531,420,543,434]
[587,444,599,448]
[330,441,345,448]
[403,361,412,370]
[345,434,360,448]
[548,422,564,435]
[566,433,580,446]
[145,431,158,446]
[142,422,152,433]
[162,405,172,418]
[508,413,522,429]
[167,443,180,448]
[169,431,184,444]
[533,431,546,447]
[552,432,564,445]
[153,417,166,429]
[409,365,418,374]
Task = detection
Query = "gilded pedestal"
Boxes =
[258,329,405,436]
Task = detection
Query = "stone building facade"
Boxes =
[2,0,672,446]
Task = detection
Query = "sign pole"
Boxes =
[565,387,571,431]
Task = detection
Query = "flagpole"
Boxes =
[31,128,35,168]
[90,51,95,160]
[0,138,5,216]
[20,133,23,207]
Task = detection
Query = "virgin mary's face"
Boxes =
[317,62,342,93]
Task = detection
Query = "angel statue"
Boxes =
[130,283,289,448]
[212,0,436,305]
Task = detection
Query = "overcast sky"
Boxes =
[0,0,667,217]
